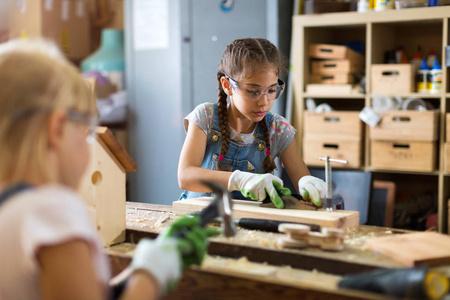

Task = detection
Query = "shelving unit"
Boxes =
[291,6,450,233]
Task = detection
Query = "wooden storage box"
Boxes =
[304,111,363,139]
[309,44,364,64]
[370,110,439,142]
[445,143,450,173]
[311,59,364,75]
[309,73,354,84]
[446,113,450,142]
[303,135,362,168]
[371,64,414,94]
[370,140,436,172]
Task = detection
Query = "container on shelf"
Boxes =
[370,109,439,142]
[303,136,363,168]
[416,60,430,93]
[427,60,442,94]
[81,29,125,90]
[370,140,437,172]
[371,64,415,94]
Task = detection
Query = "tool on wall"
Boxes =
[319,156,348,212]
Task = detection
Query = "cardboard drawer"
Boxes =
[303,136,362,168]
[370,140,436,172]
[371,64,414,94]
[309,44,364,64]
[304,111,363,139]
[310,73,354,84]
[370,110,439,142]
[312,59,364,74]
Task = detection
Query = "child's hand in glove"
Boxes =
[298,175,326,207]
[228,170,291,209]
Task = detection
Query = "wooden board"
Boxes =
[366,232,450,267]
[173,197,360,230]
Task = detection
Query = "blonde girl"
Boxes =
[0,39,213,300]
[178,38,326,208]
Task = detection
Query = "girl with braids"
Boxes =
[178,38,326,209]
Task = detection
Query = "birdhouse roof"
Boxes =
[96,127,137,172]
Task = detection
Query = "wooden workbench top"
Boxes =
[124,202,407,274]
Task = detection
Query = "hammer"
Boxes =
[195,180,237,237]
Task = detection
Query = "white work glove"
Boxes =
[228,170,291,209]
[298,175,326,207]
[120,237,182,295]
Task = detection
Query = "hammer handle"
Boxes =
[238,218,320,233]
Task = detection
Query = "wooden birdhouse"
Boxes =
[79,126,137,246]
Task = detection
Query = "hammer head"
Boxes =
[200,180,237,237]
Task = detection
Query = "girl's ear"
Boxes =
[47,110,66,149]
[220,76,232,95]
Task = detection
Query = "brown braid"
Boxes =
[216,72,231,171]
[216,38,286,173]
[259,117,276,173]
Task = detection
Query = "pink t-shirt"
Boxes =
[0,185,110,300]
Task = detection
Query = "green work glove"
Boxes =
[161,215,221,270]
[298,175,326,207]
[228,170,291,209]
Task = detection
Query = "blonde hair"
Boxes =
[0,39,96,184]
[216,38,283,173]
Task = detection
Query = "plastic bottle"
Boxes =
[416,59,429,93]
[428,60,442,94]
[81,29,125,90]
[426,49,437,68]
[410,46,422,73]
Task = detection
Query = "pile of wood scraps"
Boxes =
[278,223,344,251]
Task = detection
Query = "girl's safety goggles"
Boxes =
[224,74,285,101]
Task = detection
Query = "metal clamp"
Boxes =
[319,156,348,212]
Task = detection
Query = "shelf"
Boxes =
[292,6,450,233]
[367,168,440,176]
[303,94,365,99]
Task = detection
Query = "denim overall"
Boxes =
[179,103,272,200]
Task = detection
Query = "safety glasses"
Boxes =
[66,109,99,144]
[224,74,285,101]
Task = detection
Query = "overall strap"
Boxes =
[0,183,32,207]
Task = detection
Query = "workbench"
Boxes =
[105,202,431,300]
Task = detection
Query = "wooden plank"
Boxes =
[366,232,450,267]
[172,198,360,229]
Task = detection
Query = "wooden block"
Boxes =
[371,64,415,94]
[303,111,363,139]
[366,232,450,267]
[278,224,344,251]
[309,44,364,64]
[370,110,439,142]
[309,73,354,84]
[370,140,436,172]
[311,59,364,75]
[172,198,360,230]
[303,135,362,168]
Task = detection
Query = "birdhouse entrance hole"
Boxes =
[91,171,103,186]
